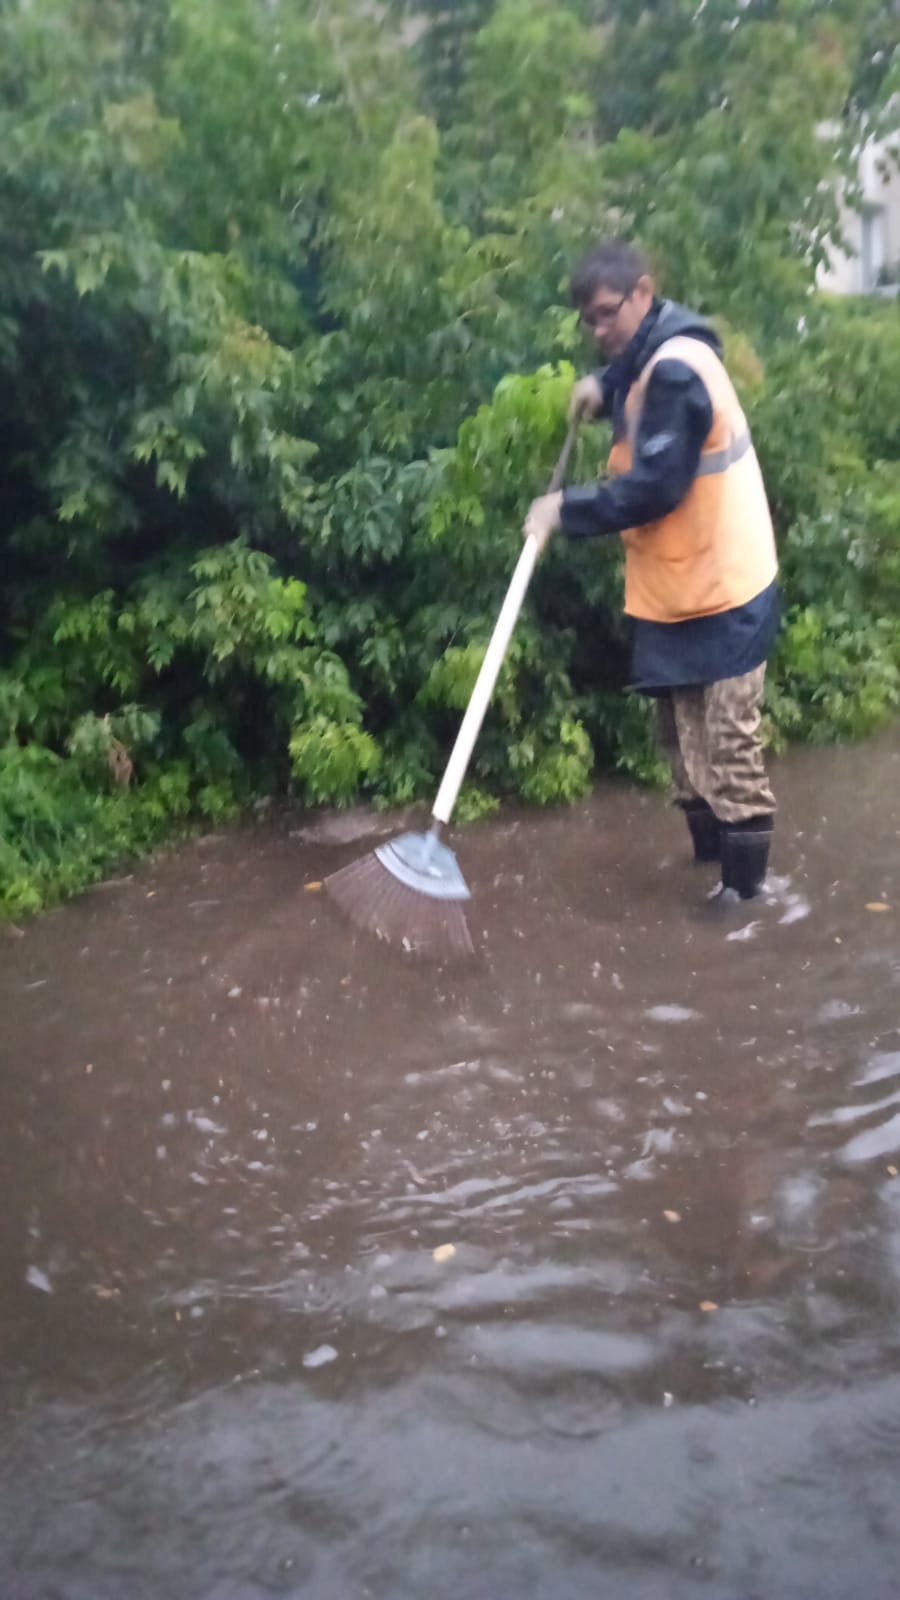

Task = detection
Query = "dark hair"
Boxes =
[569,240,651,309]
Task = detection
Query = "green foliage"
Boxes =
[751,299,900,748]
[453,785,501,823]
[592,692,671,789]
[289,718,381,806]
[510,718,594,805]
[767,605,900,747]
[0,740,186,917]
[67,705,161,781]
[419,646,492,714]
[1,0,899,914]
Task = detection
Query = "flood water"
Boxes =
[3,734,900,1599]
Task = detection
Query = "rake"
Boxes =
[325,426,577,960]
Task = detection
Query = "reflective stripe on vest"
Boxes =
[694,427,752,477]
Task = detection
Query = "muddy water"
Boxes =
[2,736,900,1599]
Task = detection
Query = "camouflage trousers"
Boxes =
[654,663,776,824]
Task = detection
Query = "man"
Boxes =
[523,240,779,900]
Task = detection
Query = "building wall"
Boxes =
[819,133,900,295]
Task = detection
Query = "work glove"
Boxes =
[522,490,563,555]
[568,373,604,423]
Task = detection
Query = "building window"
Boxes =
[860,204,887,291]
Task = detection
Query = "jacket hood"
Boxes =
[601,299,722,403]
[639,299,722,369]
[599,299,723,433]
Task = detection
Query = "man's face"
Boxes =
[580,274,655,358]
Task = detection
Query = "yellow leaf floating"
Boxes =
[699,1301,719,1313]
[663,1209,682,1224]
[888,1166,898,1177]
[866,902,890,912]
[433,1244,456,1263]
[305,881,323,892]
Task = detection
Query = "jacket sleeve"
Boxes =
[559,359,713,539]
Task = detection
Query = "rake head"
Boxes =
[324,829,475,960]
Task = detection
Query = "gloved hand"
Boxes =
[522,490,563,555]
[568,373,603,423]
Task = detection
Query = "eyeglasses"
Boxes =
[579,290,631,329]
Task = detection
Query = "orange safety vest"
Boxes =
[608,336,778,624]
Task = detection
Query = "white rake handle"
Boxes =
[430,427,576,829]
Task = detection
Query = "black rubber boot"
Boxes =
[720,816,773,899]
[680,798,720,864]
